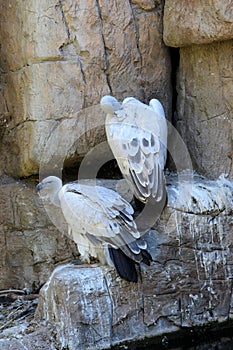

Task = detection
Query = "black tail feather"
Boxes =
[141,250,152,266]
[108,247,138,283]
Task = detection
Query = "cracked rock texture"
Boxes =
[163,0,233,47]
[163,0,233,180]
[35,175,233,350]
[0,0,171,177]
[176,40,233,179]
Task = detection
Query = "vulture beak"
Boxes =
[36,182,43,192]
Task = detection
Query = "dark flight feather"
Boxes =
[108,247,138,282]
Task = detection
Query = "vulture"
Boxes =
[101,95,167,204]
[36,176,152,282]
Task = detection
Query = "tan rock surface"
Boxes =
[0,0,171,177]
[163,0,233,47]
[0,0,67,71]
[176,40,233,179]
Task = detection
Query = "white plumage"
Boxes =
[36,176,151,282]
[101,96,167,203]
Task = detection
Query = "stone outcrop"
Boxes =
[176,40,233,179]
[163,0,233,180]
[0,0,171,178]
[163,0,233,47]
[0,325,58,350]
[34,175,233,349]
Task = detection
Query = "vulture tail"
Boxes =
[141,250,152,266]
[108,247,138,283]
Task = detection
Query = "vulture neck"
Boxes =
[105,113,112,124]
[51,191,61,207]
[50,183,62,207]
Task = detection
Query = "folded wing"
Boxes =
[105,97,167,203]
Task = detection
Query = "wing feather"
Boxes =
[105,97,167,202]
[59,183,141,255]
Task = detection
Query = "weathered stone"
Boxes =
[35,175,233,349]
[98,0,171,107]
[0,0,68,72]
[37,265,112,350]
[163,0,233,47]
[0,0,171,177]
[1,61,86,123]
[0,325,58,350]
[176,40,233,179]
[0,176,78,290]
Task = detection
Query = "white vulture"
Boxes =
[36,176,152,282]
[100,95,167,204]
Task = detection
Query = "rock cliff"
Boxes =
[164,0,233,179]
[0,0,171,177]
[0,0,232,349]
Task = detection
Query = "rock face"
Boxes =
[0,176,78,291]
[163,0,233,180]
[0,0,171,177]
[35,175,233,349]
[0,325,58,350]
[0,0,233,348]
[163,0,233,47]
[176,40,233,179]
